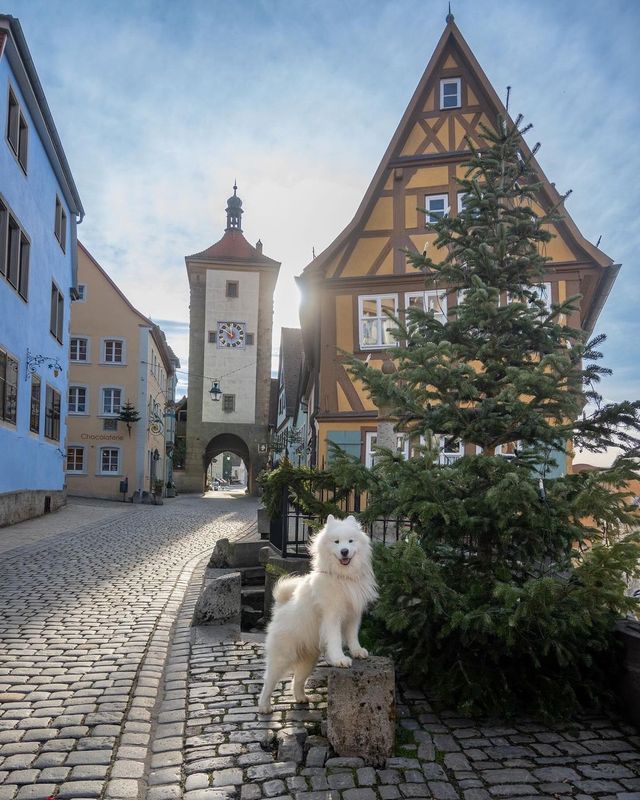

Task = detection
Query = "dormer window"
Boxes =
[440,78,461,109]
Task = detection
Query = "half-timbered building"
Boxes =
[297,14,619,470]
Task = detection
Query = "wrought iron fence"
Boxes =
[269,481,413,558]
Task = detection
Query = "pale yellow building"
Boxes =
[66,243,177,500]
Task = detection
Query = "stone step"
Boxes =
[241,585,265,611]
[241,605,263,628]
[238,566,265,586]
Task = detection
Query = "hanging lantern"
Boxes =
[209,380,222,402]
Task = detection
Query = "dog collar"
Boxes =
[316,569,358,582]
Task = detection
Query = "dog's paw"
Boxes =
[294,693,311,704]
[330,655,352,668]
[351,646,369,659]
[257,703,272,714]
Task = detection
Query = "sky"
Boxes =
[5,0,639,463]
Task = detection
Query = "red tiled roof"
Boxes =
[186,230,279,265]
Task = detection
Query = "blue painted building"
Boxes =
[0,16,84,525]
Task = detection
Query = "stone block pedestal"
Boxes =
[327,655,395,766]
[192,570,241,626]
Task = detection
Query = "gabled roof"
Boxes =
[186,229,279,267]
[278,328,304,418]
[299,15,616,295]
[77,241,175,374]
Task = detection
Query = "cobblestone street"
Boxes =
[0,493,257,800]
[1,495,639,800]
[174,633,640,800]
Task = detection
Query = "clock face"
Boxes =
[217,321,246,349]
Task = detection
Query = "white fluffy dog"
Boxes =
[258,514,378,714]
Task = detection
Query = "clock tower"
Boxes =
[181,186,281,494]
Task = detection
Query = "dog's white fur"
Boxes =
[258,514,378,714]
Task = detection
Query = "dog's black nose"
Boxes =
[341,548,349,558]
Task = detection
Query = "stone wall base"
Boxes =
[0,488,66,528]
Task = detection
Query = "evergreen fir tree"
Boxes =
[335,116,640,717]
[118,400,141,438]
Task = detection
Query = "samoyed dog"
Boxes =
[258,514,378,714]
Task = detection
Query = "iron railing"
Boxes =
[269,482,413,558]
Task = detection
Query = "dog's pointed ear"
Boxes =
[326,514,335,523]
[346,515,356,523]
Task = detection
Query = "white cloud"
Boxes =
[6,0,639,403]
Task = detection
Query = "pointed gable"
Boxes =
[299,16,618,329]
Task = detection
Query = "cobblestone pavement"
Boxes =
[172,624,640,800]
[0,494,257,800]
[0,497,142,555]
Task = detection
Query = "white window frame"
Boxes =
[68,384,88,415]
[66,445,86,474]
[440,77,461,109]
[405,291,448,325]
[396,434,410,460]
[98,446,121,475]
[101,337,126,365]
[358,294,398,350]
[475,442,521,459]
[457,192,466,214]
[506,282,552,312]
[101,386,123,417]
[532,282,552,312]
[438,435,464,465]
[70,336,90,362]
[365,431,409,468]
[365,431,377,468]
[425,193,449,225]
[496,442,520,459]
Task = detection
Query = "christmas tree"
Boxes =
[338,115,640,717]
[118,400,141,438]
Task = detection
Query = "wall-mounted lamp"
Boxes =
[25,348,63,381]
[209,380,222,402]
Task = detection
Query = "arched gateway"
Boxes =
[180,187,280,496]
[204,433,250,489]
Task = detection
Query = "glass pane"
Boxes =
[361,319,379,346]
[380,297,396,315]
[426,292,447,322]
[443,436,461,454]
[361,299,378,317]
[443,95,457,108]
[382,317,395,344]
[408,295,424,309]
[443,83,458,95]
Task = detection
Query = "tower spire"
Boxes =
[225,182,243,232]
[446,2,454,23]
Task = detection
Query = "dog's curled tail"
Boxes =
[273,575,299,606]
